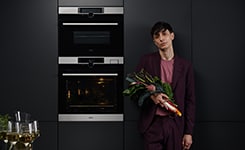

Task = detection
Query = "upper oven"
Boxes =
[58,7,124,56]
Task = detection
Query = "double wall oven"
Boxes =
[58,7,124,121]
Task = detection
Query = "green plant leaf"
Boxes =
[0,114,9,130]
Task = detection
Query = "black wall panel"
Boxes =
[58,122,123,150]
[0,0,58,149]
[0,0,58,121]
[192,0,245,149]
[33,122,57,150]
[192,122,245,150]
[192,0,245,122]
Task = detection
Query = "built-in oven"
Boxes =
[58,7,123,56]
[58,57,124,121]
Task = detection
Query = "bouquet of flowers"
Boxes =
[123,69,182,117]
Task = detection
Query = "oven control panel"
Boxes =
[58,56,124,64]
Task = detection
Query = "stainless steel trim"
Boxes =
[104,57,124,64]
[62,23,118,26]
[69,104,114,108]
[58,57,78,64]
[62,73,118,76]
[58,114,124,122]
[59,7,124,14]
[58,57,124,64]
[104,7,124,14]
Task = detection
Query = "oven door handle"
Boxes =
[62,23,119,26]
[62,73,118,76]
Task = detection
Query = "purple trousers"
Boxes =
[143,116,182,150]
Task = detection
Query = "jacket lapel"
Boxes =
[152,52,161,77]
[171,56,182,90]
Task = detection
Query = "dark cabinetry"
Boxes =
[0,1,57,120]
[0,0,58,149]
[192,0,245,149]
[192,0,245,121]
[58,122,123,150]
[32,122,57,150]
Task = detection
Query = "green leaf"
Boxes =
[122,84,145,96]
[0,114,9,130]
[123,69,177,107]
[138,92,151,106]
[162,83,174,101]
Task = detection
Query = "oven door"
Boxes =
[58,63,123,121]
[58,7,123,56]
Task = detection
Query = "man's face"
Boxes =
[153,29,174,51]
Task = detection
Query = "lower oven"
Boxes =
[58,56,124,121]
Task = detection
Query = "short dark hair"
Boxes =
[151,21,174,38]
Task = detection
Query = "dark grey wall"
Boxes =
[0,1,58,149]
[192,0,245,149]
[124,0,245,150]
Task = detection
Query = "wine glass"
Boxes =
[19,122,34,148]
[32,120,40,140]
[28,121,40,150]
[6,121,20,150]
[13,111,31,123]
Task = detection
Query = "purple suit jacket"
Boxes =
[136,52,196,135]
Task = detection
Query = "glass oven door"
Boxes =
[58,64,123,121]
[58,7,123,56]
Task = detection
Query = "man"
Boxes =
[135,21,195,150]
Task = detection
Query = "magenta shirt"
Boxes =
[160,59,174,83]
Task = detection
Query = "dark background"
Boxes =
[0,0,245,150]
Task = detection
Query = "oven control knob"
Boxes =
[88,59,94,68]
[88,12,94,18]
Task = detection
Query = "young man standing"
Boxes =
[135,21,196,150]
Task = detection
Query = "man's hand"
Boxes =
[182,134,193,150]
[150,93,169,106]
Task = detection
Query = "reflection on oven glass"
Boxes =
[65,77,116,108]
